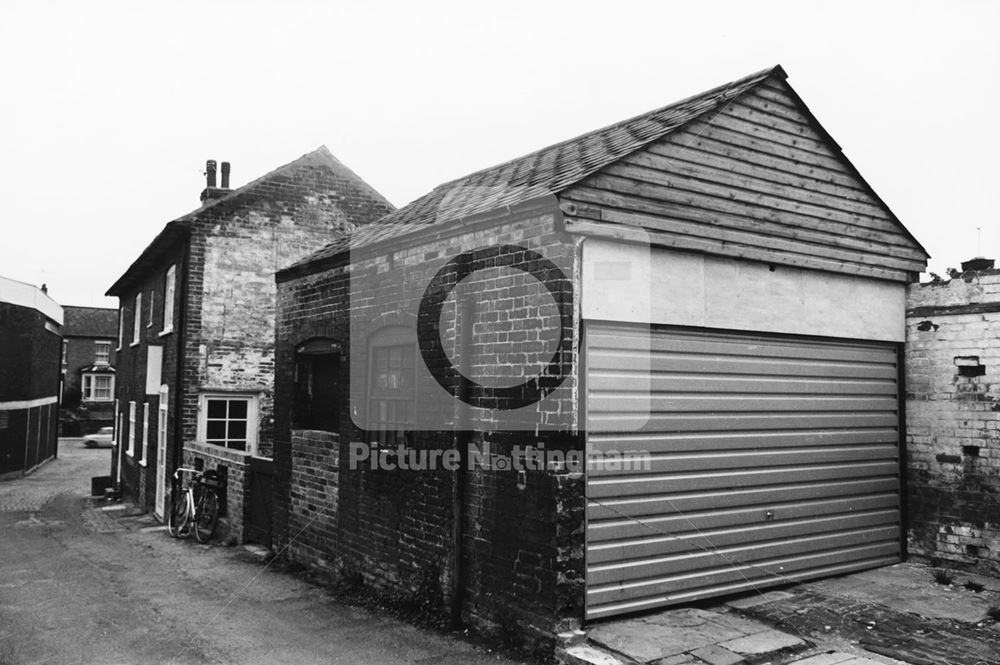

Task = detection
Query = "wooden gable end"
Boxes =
[560,77,928,283]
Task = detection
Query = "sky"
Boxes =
[1,0,997,308]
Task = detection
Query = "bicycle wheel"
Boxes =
[193,488,219,543]
[167,490,190,538]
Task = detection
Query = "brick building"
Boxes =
[0,276,63,479]
[905,256,1000,574]
[60,305,118,435]
[105,148,393,537]
[272,66,928,652]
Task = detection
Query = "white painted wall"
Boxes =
[582,239,905,342]
[0,275,63,325]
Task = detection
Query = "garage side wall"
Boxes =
[905,268,1000,574]
[274,207,584,652]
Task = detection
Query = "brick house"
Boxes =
[272,66,928,652]
[60,305,118,435]
[105,148,393,538]
[905,256,1000,574]
[0,276,62,479]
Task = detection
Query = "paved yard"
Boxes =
[0,441,523,665]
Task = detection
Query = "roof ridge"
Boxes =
[432,65,782,191]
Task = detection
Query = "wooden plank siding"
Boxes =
[560,80,927,283]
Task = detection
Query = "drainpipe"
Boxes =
[450,276,473,629]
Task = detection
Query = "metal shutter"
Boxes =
[585,322,901,620]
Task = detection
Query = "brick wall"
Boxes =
[286,429,340,568]
[273,201,585,653]
[905,267,1000,573]
[183,440,249,541]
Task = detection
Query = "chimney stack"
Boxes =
[200,159,231,204]
[206,160,217,188]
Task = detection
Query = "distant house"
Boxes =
[105,148,393,540]
[0,276,62,479]
[272,66,928,651]
[60,305,118,435]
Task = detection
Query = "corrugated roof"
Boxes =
[289,66,782,270]
[62,305,117,337]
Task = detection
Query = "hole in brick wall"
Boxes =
[768,264,776,272]
[962,445,980,458]
[955,356,986,377]
[916,320,939,332]
[965,544,982,558]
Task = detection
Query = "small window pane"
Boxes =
[206,420,226,440]
[228,400,248,419]
[207,400,226,419]
[228,421,247,441]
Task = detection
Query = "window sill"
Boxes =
[138,459,148,467]
[158,328,173,337]
[126,450,134,458]
[130,341,140,348]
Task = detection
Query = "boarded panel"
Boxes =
[585,322,901,620]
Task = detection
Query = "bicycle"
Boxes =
[167,466,221,543]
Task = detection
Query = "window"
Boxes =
[367,328,416,447]
[62,340,68,366]
[82,374,114,402]
[94,341,111,365]
[198,394,257,453]
[112,399,119,447]
[158,385,168,461]
[117,306,124,350]
[293,338,341,432]
[0,412,8,429]
[161,265,175,334]
[140,403,150,466]
[147,289,155,327]
[127,401,136,457]
[131,293,141,346]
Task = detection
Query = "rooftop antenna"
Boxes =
[977,226,982,257]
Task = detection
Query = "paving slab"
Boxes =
[718,628,805,655]
[688,643,744,665]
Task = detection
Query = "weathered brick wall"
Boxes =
[111,242,185,512]
[905,267,1000,573]
[273,202,584,653]
[183,440,250,541]
[286,429,340,568]
[188,154,394,459]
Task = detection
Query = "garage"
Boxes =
[584,322,902,619]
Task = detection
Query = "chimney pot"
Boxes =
[206,160,217,188]
[221,161,231,189]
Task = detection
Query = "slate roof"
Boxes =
[107,146,393,296]
[288,66,782,271]
[63,306,118,338]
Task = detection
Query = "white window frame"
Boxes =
[158,385,168,458]
[139,402,150,466]
[112,399,119,447]
[62,339,68,366]
[82,373,114,402]
[147,289,155,328]
[127,401,136,457]
[197,393,258,455]
[131,293,141,346]
[94,340,112,365]
[117,307,124,350]
[160,265,175,336]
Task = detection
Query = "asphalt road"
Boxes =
[0,441,523,665]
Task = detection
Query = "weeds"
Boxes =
[986,606,1000,622]
[932,569,954,585]
[963,580,985,593]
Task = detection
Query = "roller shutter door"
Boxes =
[585,322,901,620]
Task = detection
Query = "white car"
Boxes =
[82,427,114,448]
